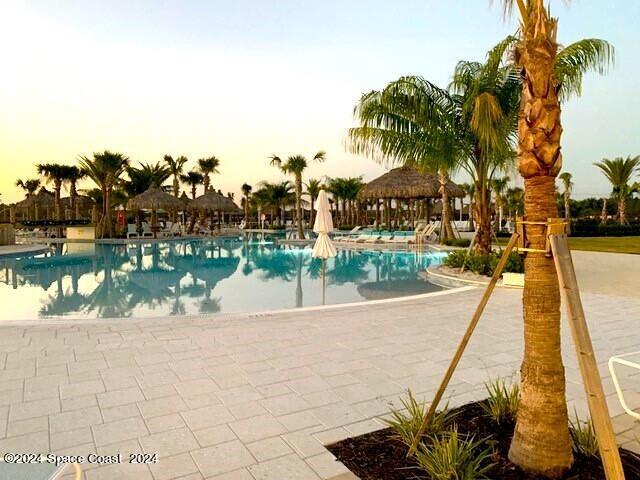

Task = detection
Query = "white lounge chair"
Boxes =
[126,224,139,239]
[141,222,153,237]
[362,234,383,244]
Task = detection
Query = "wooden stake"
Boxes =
[408,233,519,456]
[550,234,625,480]
[459,229,478,274]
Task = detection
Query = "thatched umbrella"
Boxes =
[127,185,182,238]
[358,165,464,229]
[14,188,55,221]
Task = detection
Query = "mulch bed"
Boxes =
[327,401,640,480]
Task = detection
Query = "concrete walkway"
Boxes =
[0,286,638,480]
[572,250,640,298]
[0,244,50,257]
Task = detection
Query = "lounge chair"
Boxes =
[126,224,139,239]
[141,222,153,238]
[378,232,394,243]
[362,234,383,244]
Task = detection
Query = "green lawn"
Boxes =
[496,236,640,254]
[566,236,640,254]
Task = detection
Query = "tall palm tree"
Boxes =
[593,156,640,225]
[498,1,614,476]
[62,166,85,219]
[78,151,130,238]
[305,178,322,227]
[15,178,41,197]
[241,183,252,221]
[180,171,205,199]
[197,156,220,193]
[558,172,573,234]
[36,163,68,220]
[270,152,326,239]
[164,155,188,197]
[349,38,521,251]
[490,176,510,232]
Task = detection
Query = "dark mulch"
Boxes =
[326,401,640,480]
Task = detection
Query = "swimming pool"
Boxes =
[0,237,447,320]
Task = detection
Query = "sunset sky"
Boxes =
[1,1,638,204]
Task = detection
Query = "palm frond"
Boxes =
[555,39,614,101]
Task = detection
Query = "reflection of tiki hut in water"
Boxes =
[13,255,93,291]
[358,165,464,229]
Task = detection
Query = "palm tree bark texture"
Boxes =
[508,3,573,477]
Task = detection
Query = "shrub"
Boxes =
[415,429,494,480]
[443,250,523,276]
[572,219,640,237]
[482,379,519,425]
[383,390,455,449]
[443,238,472,247]
[569,413,599,457]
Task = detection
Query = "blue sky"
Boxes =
[1,1,638,202]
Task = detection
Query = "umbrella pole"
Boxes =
[322,259,326,305]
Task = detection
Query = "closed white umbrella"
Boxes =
[312,189,337,304]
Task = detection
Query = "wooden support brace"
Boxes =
[408,232,520,456]
[550,234,625,480]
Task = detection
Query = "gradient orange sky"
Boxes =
[1,1,638,204]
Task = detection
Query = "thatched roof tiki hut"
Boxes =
[13,188,55,222]
[127,185,182,238]
[191,189,242,233]
[358,165,464,230]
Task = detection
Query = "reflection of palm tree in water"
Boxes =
[295,251,304,308]
[85,245,131,318]
[39,263,90,317]
[327,250,368,285]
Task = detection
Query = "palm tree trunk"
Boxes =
[619,196,627,225]
[310,196,316,228]
[600,198,607,224]
[508,5,573,473]
[563,191,571,235]
[173,177,180,197]
[508,178,572,478]
[54,181,62,220]
[438,170,454,242]
[295,173,305,239]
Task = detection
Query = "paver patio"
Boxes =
[0,270,639,479]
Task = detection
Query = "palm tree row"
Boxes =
[12,151,223,238]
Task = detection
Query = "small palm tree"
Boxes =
[180,171,205,199]
[197,156,220,193]
[270,152,326,239]
[164,155,188,197]
[37,163,72,220]
[253,181,295,227]
[241,183,252,221]
[490,176,510,232]
[305,178,322,226]
[15,178,41,197]
[506,186,524,221]
[558,172,574,234]
[593,156,640,225]
[78,151,130,238]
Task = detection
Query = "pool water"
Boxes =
[0,237,447,320]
